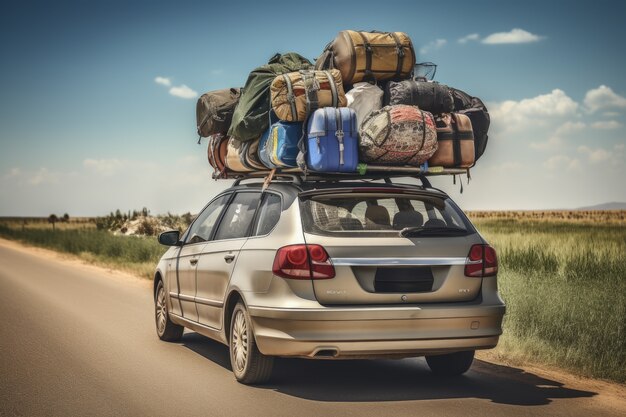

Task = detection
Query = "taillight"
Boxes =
[465,244,498,277]
[272,244,335,280]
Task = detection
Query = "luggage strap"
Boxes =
[390,32,405,79]
[409,80,418,105]
[416,110,427,155]
[357,32,374,81]
[282,74,298,121]
[451,114,462,167]
[301,70,320,115]
[324,70,339,108]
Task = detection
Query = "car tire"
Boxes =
[425,350,475,376]
[229,301,274,384]
[155,280,184,342]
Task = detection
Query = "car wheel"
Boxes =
[155,280,184,342]
[425,350,475,376]
[230,301,274,384]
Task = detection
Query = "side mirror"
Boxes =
[158,230,181,246]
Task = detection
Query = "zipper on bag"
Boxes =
[335,108,345,166]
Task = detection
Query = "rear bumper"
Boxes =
[248,303,505,358]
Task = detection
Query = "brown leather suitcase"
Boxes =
[429,113,475,168]
[316,30,415,85]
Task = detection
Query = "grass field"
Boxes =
[0,222,165,278]
[0,212,625,383]
[469,214,626,383]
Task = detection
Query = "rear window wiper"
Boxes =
[399,226,468,237]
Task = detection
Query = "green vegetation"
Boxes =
[470,218,626,383]
[0,223,166,278]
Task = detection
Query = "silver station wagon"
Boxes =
[154,174,505,384]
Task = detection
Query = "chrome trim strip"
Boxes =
[169,292,223,307]
[170,292,195,302]
[331,257,469,266]
[194,296,224,308]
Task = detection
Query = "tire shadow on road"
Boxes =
[180,332,595,406]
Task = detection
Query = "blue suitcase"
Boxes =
[306,107,358,172]
[258,113,303,169]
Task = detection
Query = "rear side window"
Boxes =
[300,193,474,237]
[214,192,261,240]
[253,193,282,236]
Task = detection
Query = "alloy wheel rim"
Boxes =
[156,287,167,335]
[232,310,249,372]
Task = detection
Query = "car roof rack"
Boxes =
[224,165,470,190]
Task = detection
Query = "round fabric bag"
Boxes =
[359,105,438,166]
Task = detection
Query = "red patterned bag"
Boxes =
[359,105,438,166]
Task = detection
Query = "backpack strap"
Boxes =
[324,70,338,108]
[282,74,298,121]
[390,32,405,80]
[301,70,320,115]
[357,32,374,81]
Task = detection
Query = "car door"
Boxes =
[195,191,261,329]
[172,193,230,322]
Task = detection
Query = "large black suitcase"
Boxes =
[383,80,454,114]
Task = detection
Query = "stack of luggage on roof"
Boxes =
[196,30,491,178]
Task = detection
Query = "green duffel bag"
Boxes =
[228,53,312,142]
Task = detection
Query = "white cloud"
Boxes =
[584,85,626,113]
[577,144,624,166]
[28,168,61,185]
[458,33,480,44]
[154,76,171,87]
[2,167,21,180]
[543,155,580,171]
[530,136,563,150]
[530,122,585,150]
[554,121,586,135]
[419,39,447,55]
[83,158,125,176]
[577,146,611,163]
[491,89,578,120]
[488,161,523,171]
[482,28,543,44]
[591,120,622,130]
[490,89,579,135]
[169,84,198,99]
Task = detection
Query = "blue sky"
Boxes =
[1,0,625,215]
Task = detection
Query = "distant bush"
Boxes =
[94,209,195,236]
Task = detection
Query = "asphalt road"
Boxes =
[0,241,624,417]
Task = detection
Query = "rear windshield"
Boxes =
[300,193,475,237]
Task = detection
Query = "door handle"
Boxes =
[189,258,198,265]
[224,254,235,263]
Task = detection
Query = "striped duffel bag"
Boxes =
[270,69,347,122]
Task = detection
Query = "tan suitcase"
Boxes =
[429,113,475,168]
[226,137,266,172]
[270,69,347,121]
[316,30,415,85]
[207,133,230,177]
